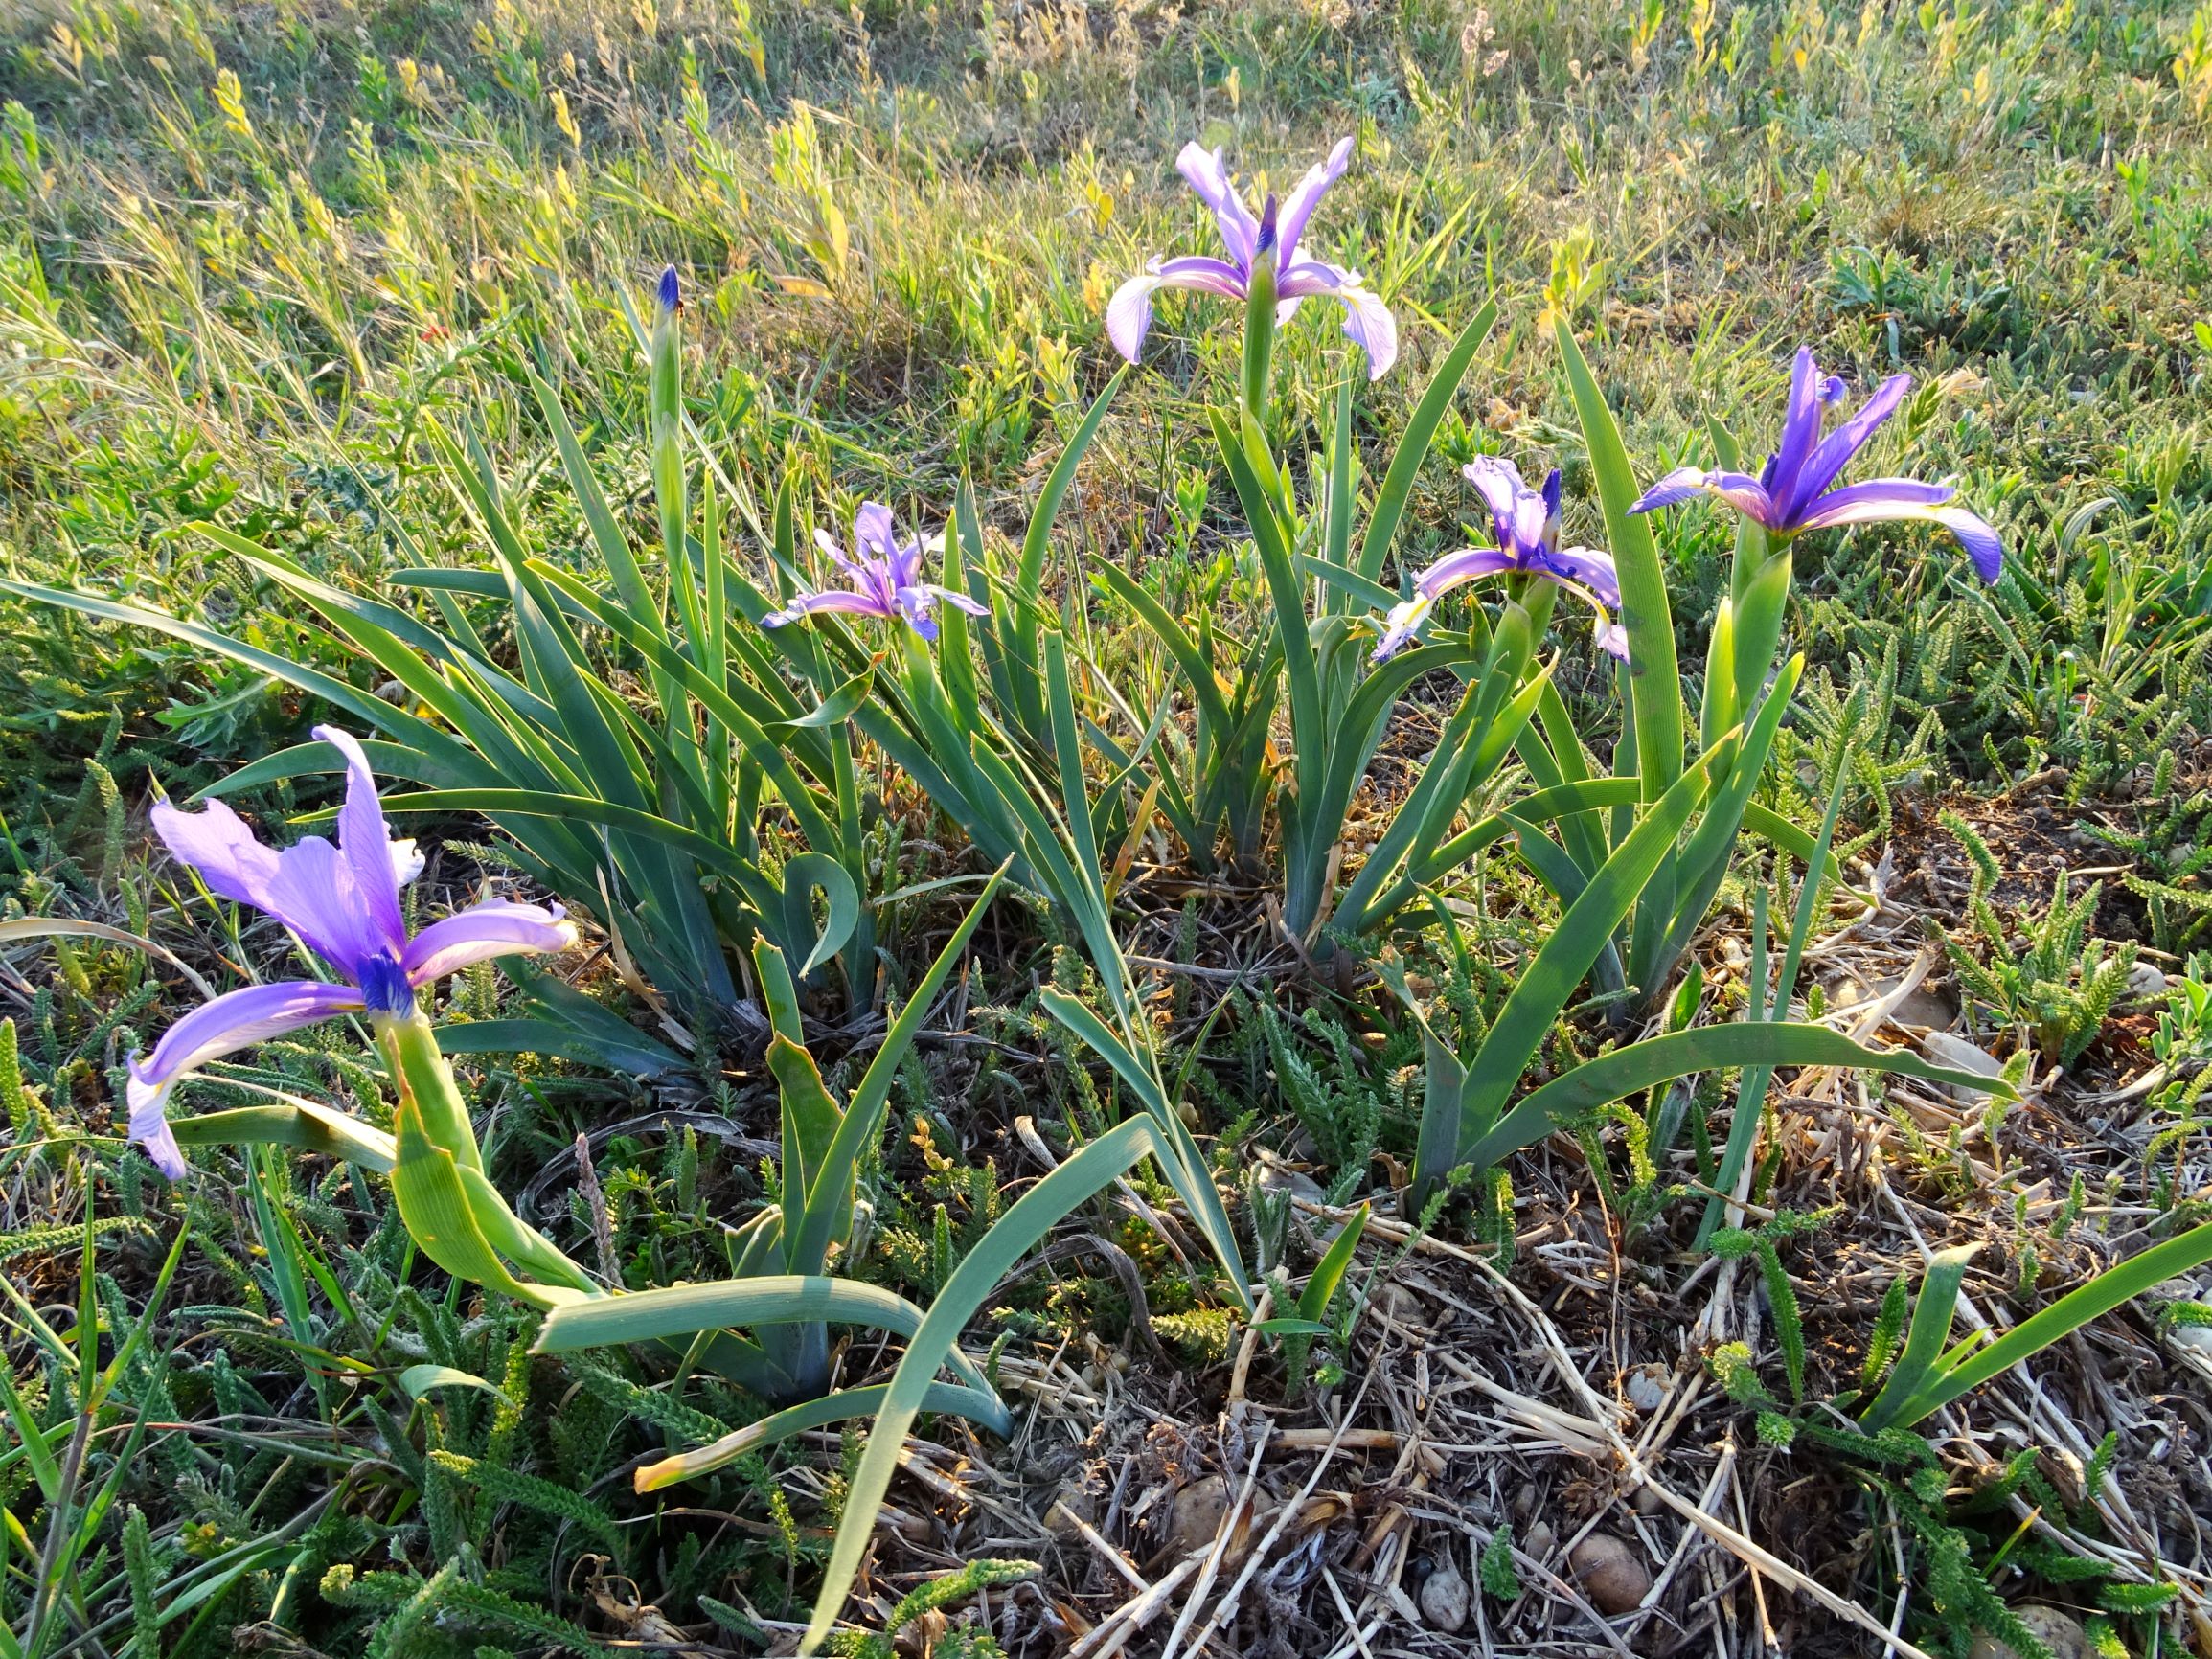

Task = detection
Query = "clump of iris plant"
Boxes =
[1107,136,1397,383]
[1374,458,1630,662]
[127,727,576,1179]
[762,502,987,641]
[1630,346,2002,580]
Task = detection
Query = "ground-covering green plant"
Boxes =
[7,0,2212,1653]
[1943,810,2138,1068]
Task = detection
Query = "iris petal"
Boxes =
[1786,374,1911,520]
[402,900,577,988]
[763,589,897,627]
[1174,142,1258,272]
[1542,546,1623,609]
[150,796,285,915]
[1791,488,2002,581]
[125,980,367,1179]
[1274,135,1353,270]
[1462,458,1527,547]
[318,725,410,972]
[1766,346,1829,511]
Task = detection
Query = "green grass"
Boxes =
[3,0,2212,1654]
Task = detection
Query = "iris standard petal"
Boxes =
[251,835,375,978]
[150,796,285,915]
[854,503,901,565]
[1786,373,1911,520]
[1509,489,1549,557]
[1274,135,1354,270]
[125,980,366,1178]
[1766,346,1829,510]
[1541,545,1624,608]
[1174,143,1257,271]
[403,900,577,987]
[317,725,410,968]
[1412,544,1518,599]
[1790,489,2002,582]
[1462,457,1527,546]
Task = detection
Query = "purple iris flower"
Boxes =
[1373,459,1630,663]
[126,726,576,1180]
[1107,137,1398,380]
[1629,346,2002,581]
[762,501,987,643]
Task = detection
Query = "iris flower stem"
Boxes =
[1240,250,1277,420]
[1722,525,1791,738]
[373,1006,487,1172]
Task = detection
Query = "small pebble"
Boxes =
[1419,1555,1471,1633]
[1569,1534,1650,1615]
[1625,1364,1669,1415]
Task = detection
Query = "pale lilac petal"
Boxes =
[1541,545,1622,608]
[1106,274,1162,363]
[896,588,941,642]
[926,583,990,617]
[1932,508,2004,583]
[150,797,284,914]
[259,834,381,978]
[1279,257,1393,378]
[1700,471,1785,524]
[853,503,901,566]
[763,589,896,627]
[1462,457,1525,546]
[815,526,863,577]
[1412,544,1517,600]
[1786,374,1911,519]
[1152,254,1250,299]
[133,1114,186,1181]
[1275,261,1340,300]
[1334,284,1397,379]
[1645,468,1778,526]
[1370,592,1434,662]
[403,899,577,987]
[1792,477,1954,517]
[1766,347,1828,511]
[126,980,366,1179]
[1175,143,1257,271]
[315,726,408,968]
[1592,615,1630,660]
[1630,467,1713,513]
[1275,136,1353,269]
[1509,489,1548,556]
[1792,490,2003,581]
